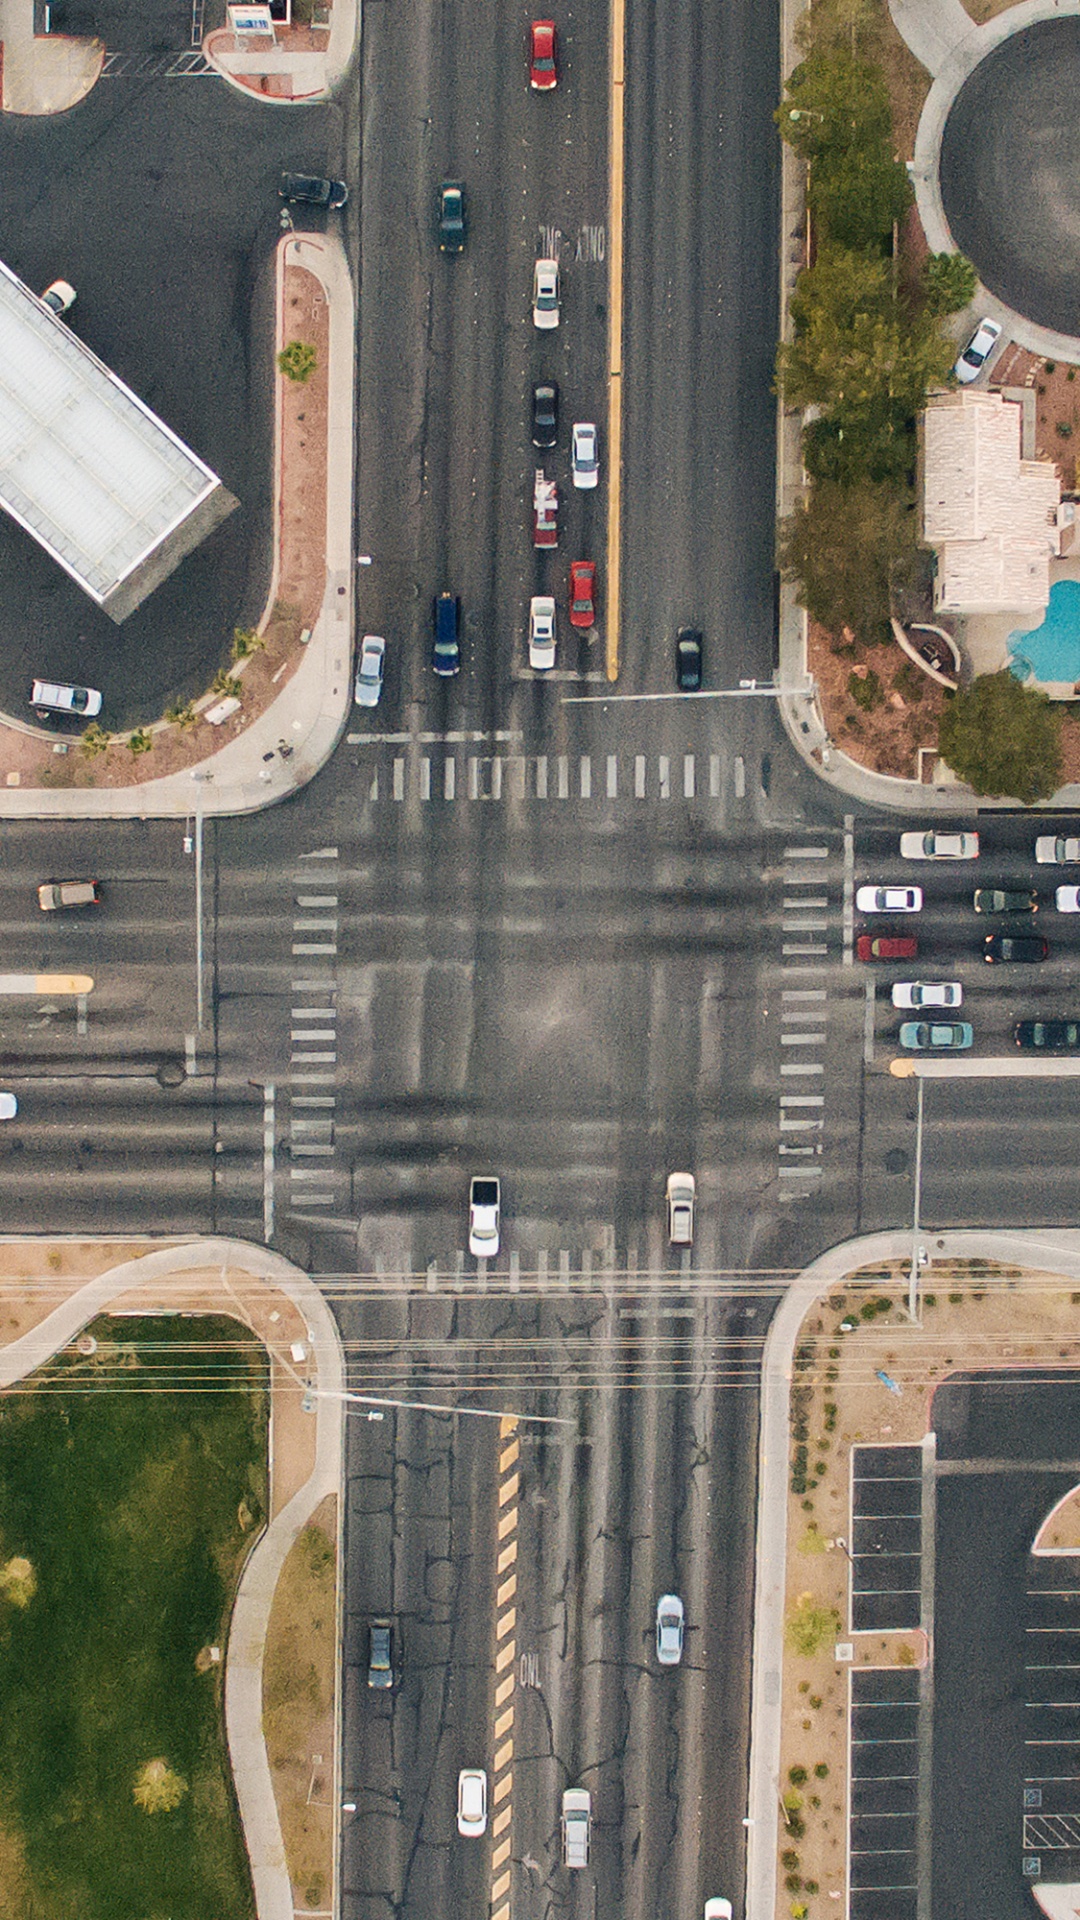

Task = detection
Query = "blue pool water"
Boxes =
[1009,580,1080,685]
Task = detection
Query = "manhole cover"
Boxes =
[157,1059,186,1089]
[885,1148,909,1174]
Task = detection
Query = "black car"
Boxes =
[432,592,461,676]
[1015,1019,1080,1049]
[532,381,558,448]
[973,888,1038,914]
[438,181,466,253]
[984,933,1048,964]
[676,628,703,691]
[279,171,348,210]
[367,1620,393,1689]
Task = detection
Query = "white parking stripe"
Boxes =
[537,755,548,799]
[683,754,694,799]
[607,754,618,797]
[444,757,455,800]
[580,756,591,799]
[658,755,670,798]
[635,755,646,797]
[420,757,431,800]
[710,754,721,797]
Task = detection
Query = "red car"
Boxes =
[529,19,557,88]
[856,933,918,962]
[569,560,596,628]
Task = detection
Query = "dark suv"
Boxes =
[432,593,461,675]
[438,181,467,252]
[367,1620,393,1689]
[532,381,558,448]
[1015,1019,1080,1049]
[984,933,1048,963]
[676,628,703,691]
[279,172,348,209]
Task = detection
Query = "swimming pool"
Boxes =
[1009,579,1080,686]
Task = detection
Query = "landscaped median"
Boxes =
[0,1236,344,1920]
[748,1231,1080,1920]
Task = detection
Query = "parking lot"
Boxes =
[850,1445,924,1632]
[849,1666,920,1920]
[1022,1556,1080,1888]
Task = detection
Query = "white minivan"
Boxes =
[30,679,102,718]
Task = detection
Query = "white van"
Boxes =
[561,1788,590,1868]
[30,679,102,718]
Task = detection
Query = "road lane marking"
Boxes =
[843,814,855,964]
[490,1418,521,1920]
[605,0,626,680]
[607,754,618,796]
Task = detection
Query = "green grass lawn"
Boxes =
[0,1314,268,1920]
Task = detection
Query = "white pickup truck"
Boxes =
[561,1788,590,1868]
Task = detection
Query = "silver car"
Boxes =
[666,1172,695,1246]
[532,257,560,329]
[891,981,962,1009]
[656,1593,684,1665]
[855,886,922,913]
[571,421,599,489]
[354,634,385,708]
[899,830,978,861]
[1036,836,1080,864]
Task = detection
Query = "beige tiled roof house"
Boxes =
[920,389,1067,616]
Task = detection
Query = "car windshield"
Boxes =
[472,1180,498,1206]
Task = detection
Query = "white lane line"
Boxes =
[368,772,379,800]
[784,896,828,910]
[290,1072,336,1085]
[538,1248,549,1288]
[843,814,855,965]
[635,754,646,797]
[785,845,828,858]
[864,980,877,1065]
[781,1032,826,1045]
[580,756,591,799]
[292,943,337,956]
[781,1062,824,1076]
[420,729,523,743]
[607,754,618,797]
[185,1032,197,1076]
[782,989,826,1001]
[558,756,569,799]
[659,755,670,798]
[782,942,827,956]
[782,872,827,886]
[537,755,548,799]
[468,757,479,800]
[420,758,431,800]
[781,1116,824,1131]
[782,1010,825,1023]
[779,1164,823,1177]
[263,1082,275,1244]
[292,1006,336,1019]
[291,1028,335,1041]
[783,917,828,932]
[299,847,339,861]
[492,758,503,800]
[291,1050,337,1064]
[781,1095,824,1106]
[733,755,744,798]
[512,757,527,800]
[445,757,456,801]
[296,895,338,908]
[291,1095,336,1108]
[293,918,338,932]
[347,730,411,744]
[393,758,405,800]
[711,755,722,797]
[684,754,695,799]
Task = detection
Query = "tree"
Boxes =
[779,301,953,419]
[802,409,914,487]
[277,340,316,383]
[779,477,917,642]
[789,243,893,338]
[133,1758,188,1814]
[809,143,912,250]
[937,672,1063,804]
[777,50,893,159]
[921,252,978,316]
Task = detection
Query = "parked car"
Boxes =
[675,628,703,691]
[955,315,1001,384]
[1056,886,1080,912]
[279,171,348,209]
[457,1769,487,1836]
[437,180,466,252]
[354,634,385,708]
[532,380,558,448]
[1036,835,1080,864]
[856,933,917,961]
[561,1788,590,1868]
[656,1593,684,1665]
[899,830,979,860]
[666,1172,695,1246]
[38,880,100,911]
[533,257,560,329]
[41,279,75,316]
[899,1020,973,1051]
[891,981,962,1009]
[533,469,558,548]
[529,17,558,87]
[30,678,102,718]
[973,888,1038,913]
[855,886,922,913]
[984,933,1048,963]
[704,1904,733,1920]
[569,560,596,628]
[468,1176,500,1258]
[528,596,556,670]
[367,1620,393,1688]
[0,1095,16,1121]
[571,421,599,489]
[431,593,461,676]
[1015,1019,1080,1050]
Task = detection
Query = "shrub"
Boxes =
[165,700,197,731]
[80,721,111,758]
[127,728,153,755]
[848,668,884,712]
[277,340,317,383]
[211,670,243,700]
[814,1762,830,1778]
[789,1765,809,1785]
[786,1594,842,1656]
[231,626,264,662]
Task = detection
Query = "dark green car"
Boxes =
[973,888,1038,914]
[438,181,467,253]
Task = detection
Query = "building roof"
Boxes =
[922,388,1061,614]
[0,257,228,616]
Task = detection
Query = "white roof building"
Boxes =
[921,388,1064,616]
[0,257,235,621]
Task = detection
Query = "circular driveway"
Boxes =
[940,18,1080,340]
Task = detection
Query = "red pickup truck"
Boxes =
[533,469,557,548]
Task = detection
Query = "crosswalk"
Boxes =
[285,849,343,1224]
[770,827,847,1203]
[352,746,750,807]
[101,49,214,75]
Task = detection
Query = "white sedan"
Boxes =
[571,421,599,489]
[1036,836,1080,865]
[468,1176,500,1259]
[528,596,556,670]
[856,886,922,913]
[955,315,1001,384]
[353,634,385,708]
[891,981,962,1009]
[899,831,979,860]
[532,257,560,329]
[1056,887,1080,912]
[457,1769,487,1836]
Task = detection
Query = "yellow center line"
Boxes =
[606,0,627,682]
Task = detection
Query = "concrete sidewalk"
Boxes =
[0,1234,347,1920]
[745,1225,1080,1920]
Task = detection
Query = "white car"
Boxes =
[457,1768,487,1836]
[666,1172,695,1246]
[891,981,962,1009]
[1036,836,1080,864]
[1056,887,1080,912]
[30,678,102,718]
[528,596,556,670]
[571,421,599,489]
[0,1094,16,1121]
[468,1176,500,1259]
[656,1593,684,1665]
[41,279,75,316]
[955,316,1001,384]
[532,257,560,329]
[705,1904,733,1920]
[855,886,922,913]
[899,830,979,861]
[353,634,385,708]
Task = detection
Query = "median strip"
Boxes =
[489,1417,520,1920]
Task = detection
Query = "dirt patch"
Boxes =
[960,0,1023,22]
[262,1495,337,1914]
[1,252,328,793]
[879,3,932,161]
[810,622,949,779]
[774,1259,1080,1920]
